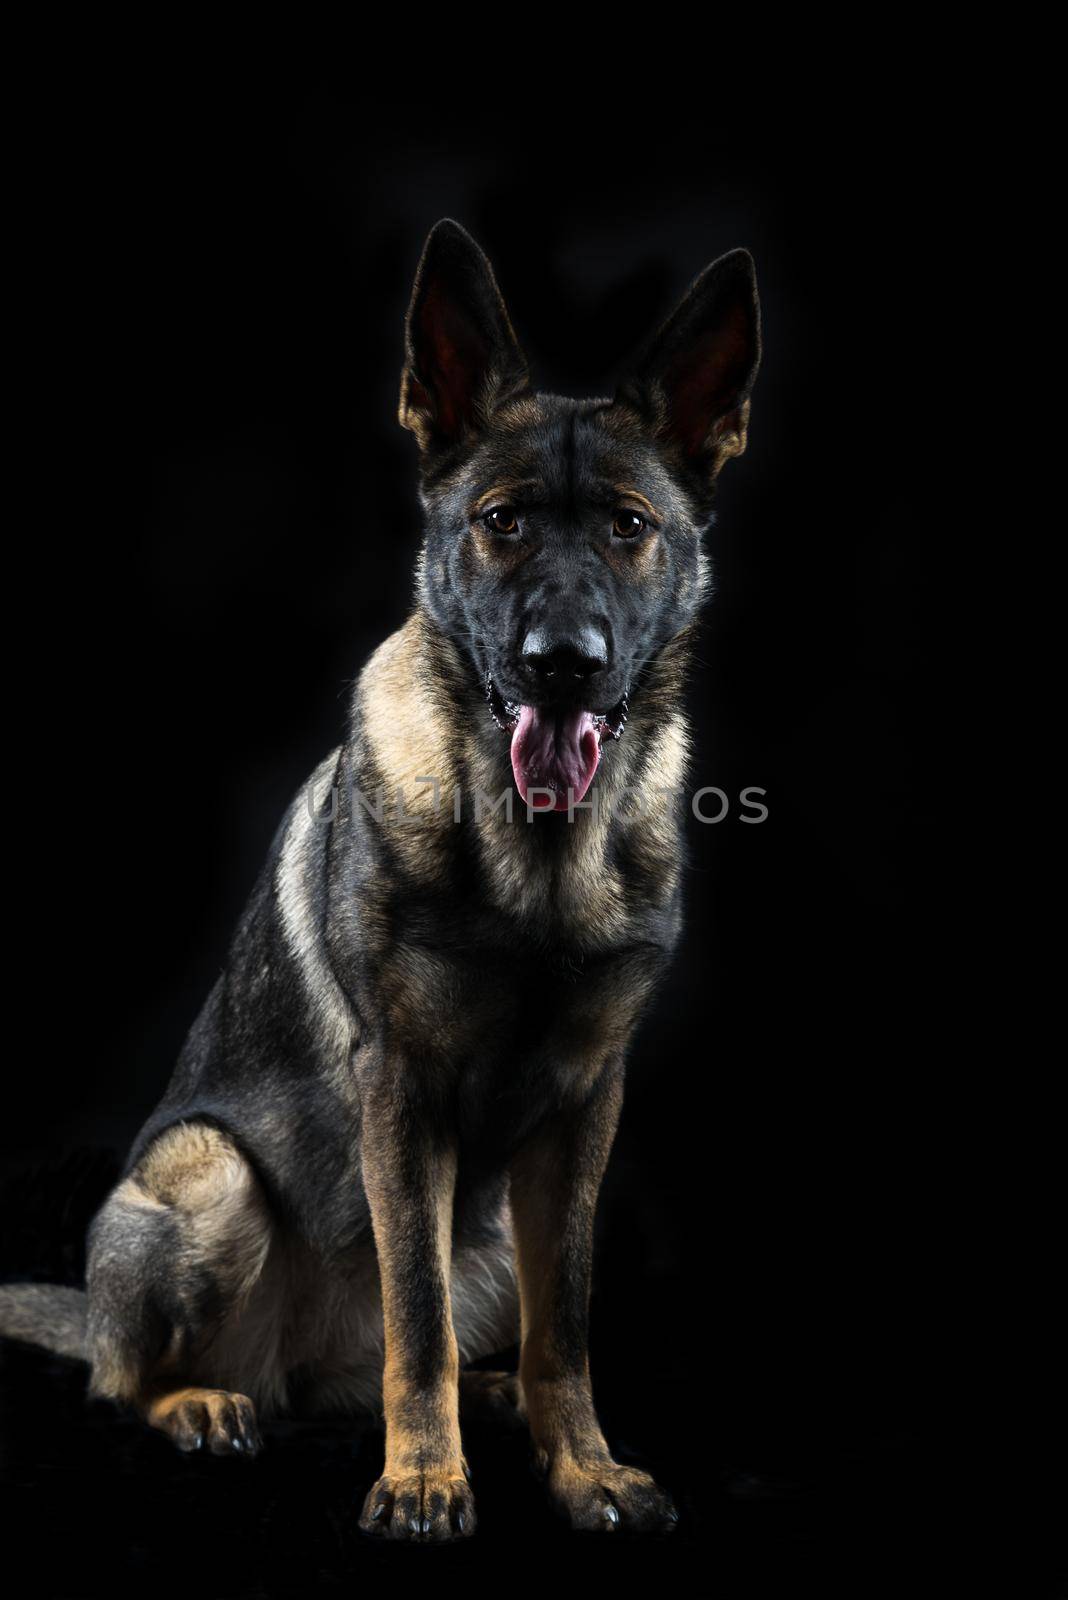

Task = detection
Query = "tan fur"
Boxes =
[509,1067,671,1529]
[471,482,544,515]
[612,486,664,522]
[132,1125,272,1308]
[510,1071,620,1466]
[360,611,688,954]
[276,749,358,1069]
[707,396,750,469]
[359,615,462,884]
[87,1328,144,1404]
[602,518,669,579]
[357,1098,471,1533]
[91,1116,516,1419]
[467,521,534,574]
[143,1385,261,1455]
[89,1124,272,1404]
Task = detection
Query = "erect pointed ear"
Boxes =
[619,247,761,477]
[399,219,529,456]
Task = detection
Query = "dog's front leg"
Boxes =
[510,1059,678,1535]
[357,1076,472,1542]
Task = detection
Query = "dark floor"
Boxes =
[2,1339,940,1598]
[0,1147,991,1600]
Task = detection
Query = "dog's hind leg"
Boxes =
[459,1369,524,1429]
[452,1233,523,1430]
[140,1384,263,1455]
[86,1120,274,1455]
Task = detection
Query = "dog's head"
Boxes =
[400,220,760,811]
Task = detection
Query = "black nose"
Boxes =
[521,626,608,683]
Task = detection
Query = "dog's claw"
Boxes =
[360,1472,475,1541]
[148,1388,260,1461]
[547,1462,676,1534]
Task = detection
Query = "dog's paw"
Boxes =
[546,1458,677,1534]
[145,1387,262,1457]
[359,1469,476,1542]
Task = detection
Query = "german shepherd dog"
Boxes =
[0,221,760,1541]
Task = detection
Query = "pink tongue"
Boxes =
[509,705,601,811]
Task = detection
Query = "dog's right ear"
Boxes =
[399,220,529,456]
[618,247,761,482]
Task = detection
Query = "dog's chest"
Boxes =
[372,905,666,1142]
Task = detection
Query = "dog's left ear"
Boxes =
[620,248,761,477]
[400,219,529,456]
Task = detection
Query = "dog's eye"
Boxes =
[613,512,646,540]
[485,507,520,536]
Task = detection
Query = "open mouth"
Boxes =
[486,675,629,812]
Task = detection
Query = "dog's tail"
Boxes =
[0,1284,88,1361]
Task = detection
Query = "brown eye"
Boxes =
[485,507,519,535]
[613,511,646,539]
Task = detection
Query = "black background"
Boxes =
[0,65,1050,1598]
